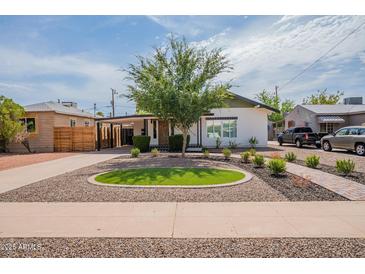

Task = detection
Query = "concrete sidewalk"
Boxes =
[0,201,364,238]
[0,151,123,194]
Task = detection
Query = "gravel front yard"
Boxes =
[1,237,364,258]
[0,155,346,202]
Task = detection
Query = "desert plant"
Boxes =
[336,159,355,176]
[228,140,238,149]
[216,137,222,149]
[284,152,297,162]
[131,147,140,158]
[132,135,150,152]
[252,154,265,167]
[222,148,231,160]
[305,155,320,168]
[151,148,159,157]
[267,158,286,175]
[240,151,251,163]
[270,152,282,159]
[202,148,210,158]
[249,148,256,156]
[249,136,258,148]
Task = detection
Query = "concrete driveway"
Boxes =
[266,141,365,172]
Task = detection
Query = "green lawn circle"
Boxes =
[94,167,246,186]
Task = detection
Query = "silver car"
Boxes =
[321,126,365,156]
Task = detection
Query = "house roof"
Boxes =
[228,92,280,113]
[25,101,94,118]
[300,104,365,115]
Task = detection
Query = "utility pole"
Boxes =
[111,88,118,117]
[275,85,279,98]
[93,103,96,117]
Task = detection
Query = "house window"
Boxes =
[85,121,90,127]
[206,120,222,138]
[153,120,157,139]
[20,118,36,133]
[70,119,76,127]
[320,123,334,133]
[223,120,237,138]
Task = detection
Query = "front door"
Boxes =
[158,120,169,145]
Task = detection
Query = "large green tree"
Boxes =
[0,96,25,152]
[302,89,344,105]
[126,37,232,157]
[255,90,294,122]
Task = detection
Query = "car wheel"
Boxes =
[355,143,365,156]
[295,139,302,148]
[322,141,332,152]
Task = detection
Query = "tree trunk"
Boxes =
[181,128,188,158]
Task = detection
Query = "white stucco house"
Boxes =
[96,92,278,149]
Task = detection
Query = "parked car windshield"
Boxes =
[359,128,365,135]
[294,127,313,133]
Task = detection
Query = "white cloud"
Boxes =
[194,16,365,101]
[0,47,129,111]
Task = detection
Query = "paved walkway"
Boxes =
[0,150,123,194]
[0,202,364,238]
[285,162,365,201]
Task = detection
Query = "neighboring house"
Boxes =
[285,97,365,133]
[8,101,95,153]
[96,92,278,149]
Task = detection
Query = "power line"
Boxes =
[278,20,365,92]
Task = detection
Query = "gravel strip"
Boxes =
[1,237,364,258]
[294,159,365,186]
[0,155,346,202]
[0,156,287,202]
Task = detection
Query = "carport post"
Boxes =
[96,122,101,151]
[110,123,114,148]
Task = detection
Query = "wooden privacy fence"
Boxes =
[54,127,95,152]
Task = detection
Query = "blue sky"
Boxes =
[0,15,364,116]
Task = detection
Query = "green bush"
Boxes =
[151,148,159,157]
[215,137,221,149]
[132,135,150,152]
[284,152,297,162]
[168,134,190,152]
[252,154,265,167]
[131,147,140,158]
[249,136,258,148]
[336,159,355,175]
[305,155,320,168]
[240,151,251,163]
[267,159,286,175]
[222,148,232,159]
[249,148,256,156]
[203,149,210,158]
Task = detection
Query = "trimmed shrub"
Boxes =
[131,147,140,158]
[249,148,256,156]
[151,148,159,157]
[203,149,210,158]
[336,159,355,175]
[305,155,320,168]
[132,135,150,152]
[267,159,286,175]
[222,148,232,160]
[168,134,190,152]
[252,154,265,167]
[284,152,297,162]
[240,151,251,163]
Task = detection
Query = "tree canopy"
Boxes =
[255,90,294,122]
[126,36,232,156]
[0,96,25,152]
[302,89,344,105]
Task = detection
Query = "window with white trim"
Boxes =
[320,123,334,133]
[223,120,237,138]
[206,120,221,138]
